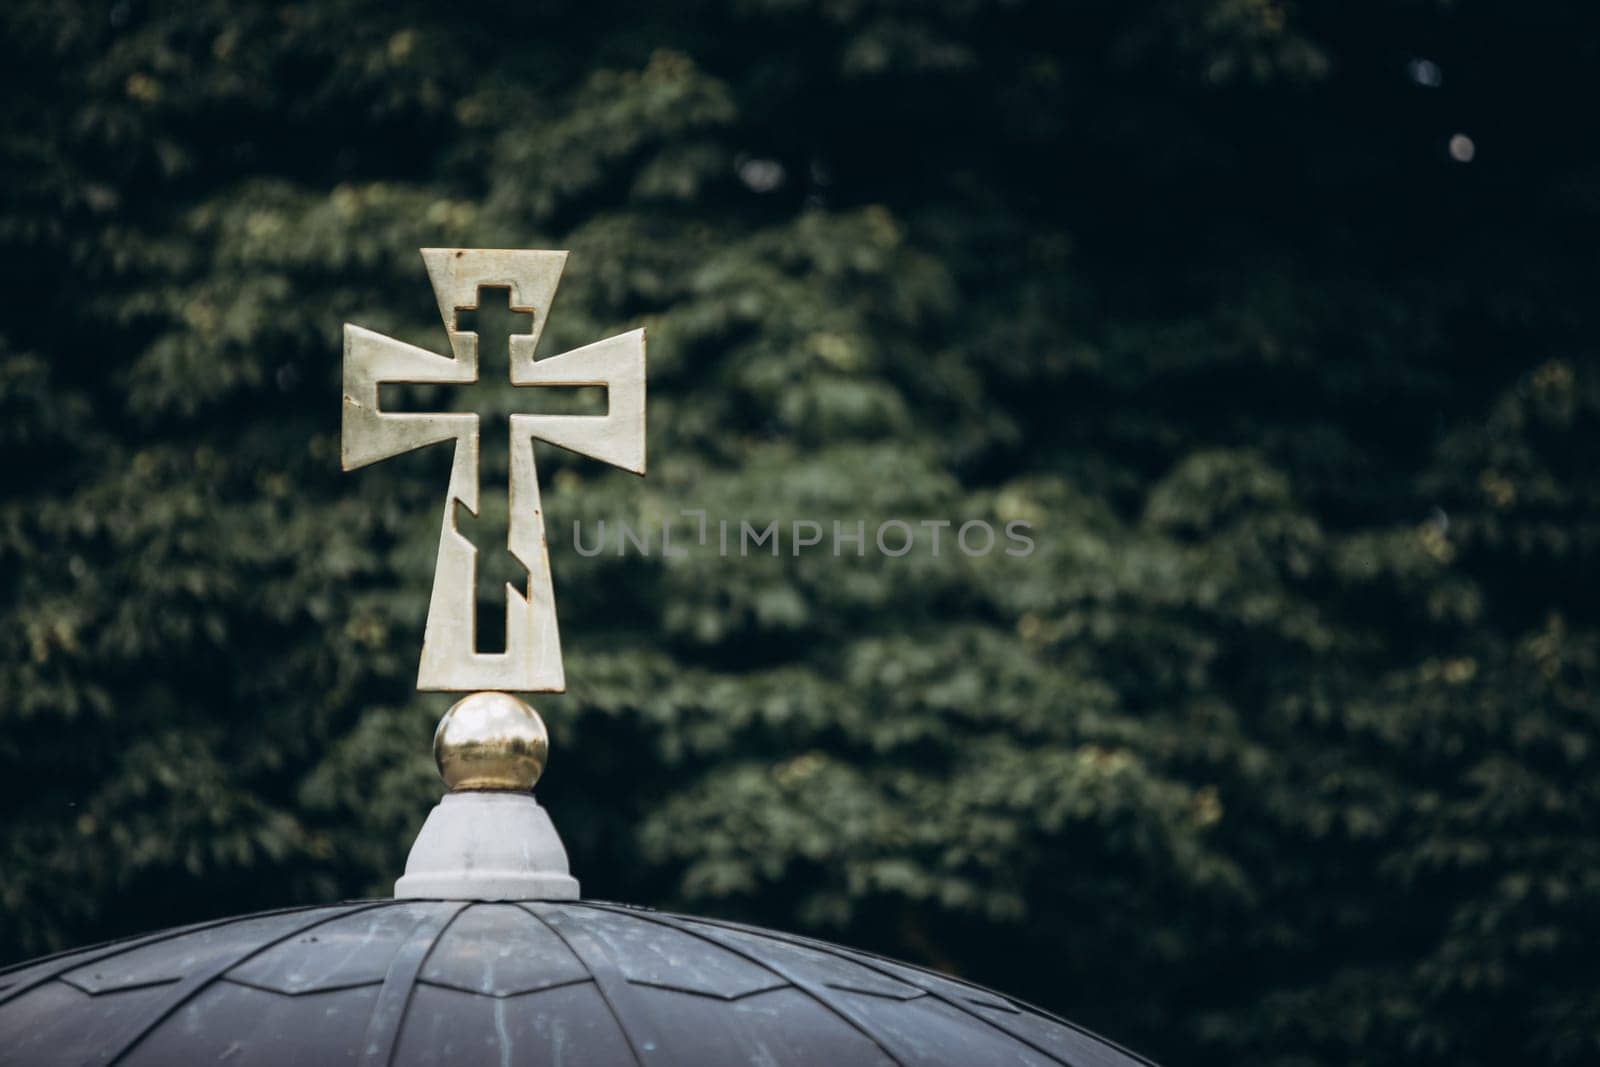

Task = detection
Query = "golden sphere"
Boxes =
[433,692,548,792]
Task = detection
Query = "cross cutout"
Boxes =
[342,249,646,692]
[441,287,537,655]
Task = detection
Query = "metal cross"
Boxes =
[342,249,645,692]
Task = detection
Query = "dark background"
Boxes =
[3,1,1598,1064]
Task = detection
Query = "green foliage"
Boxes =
[2,1,1598,1063]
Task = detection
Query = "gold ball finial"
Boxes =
[433,692,548,792]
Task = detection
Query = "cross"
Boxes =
[342,248,646,693]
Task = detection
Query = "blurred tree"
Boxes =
[1,1,1597,1064]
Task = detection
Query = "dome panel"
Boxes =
[0,979,172,1065]
[119,980,379,1067]
[968,1002,1151,1067]
[818,940,1021,1012]
[418,903,590,996]
[393,980,638,1066]
[61,908,355,995]
[689,921,925,1000]
[228,902,440,994]
[1,951,99,1000]
[826,987,1059,1067]
[0,918,219,1002]
[533,904,787,1000]
[624,984,898,1067]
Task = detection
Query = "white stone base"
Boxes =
[394,791,580,900]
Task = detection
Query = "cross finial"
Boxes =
[341,249,646,693]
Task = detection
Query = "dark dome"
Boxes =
[0,899,1152,1066]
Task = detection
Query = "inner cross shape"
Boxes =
[451,286,535,654]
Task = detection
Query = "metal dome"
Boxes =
[0,899,1153,1066]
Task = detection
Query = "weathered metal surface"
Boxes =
[226,904,442,994]
[0,901,1159,1066]
[415,904,589,995]
[342,248,646,692]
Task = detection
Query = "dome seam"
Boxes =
[358,901,469,1067]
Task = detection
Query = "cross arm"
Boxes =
[511,328,647,475]
[341,324,477,471]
